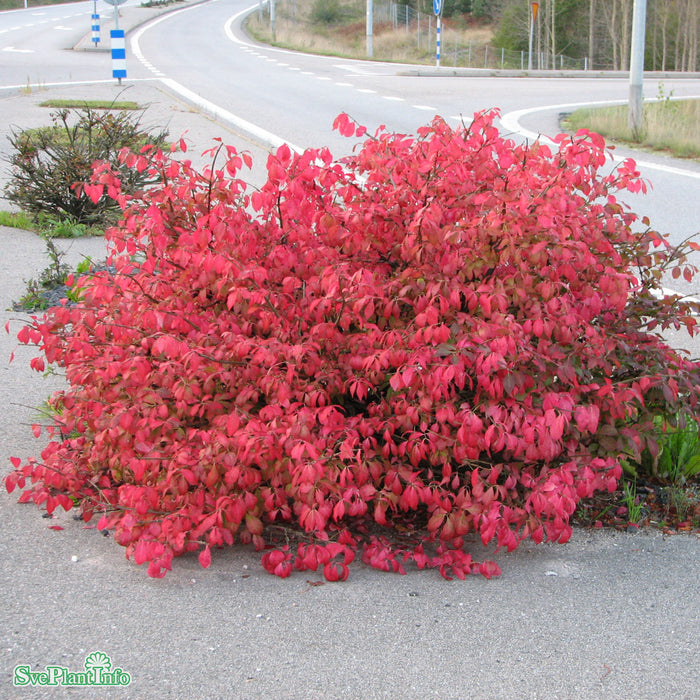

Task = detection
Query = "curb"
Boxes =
[73,0,208,52]
[398,68,700,79]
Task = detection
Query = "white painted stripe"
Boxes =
[158,77,303,154]
[130,3,303,153]
[499,98,700,181]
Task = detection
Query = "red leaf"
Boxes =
[199,546,212,569]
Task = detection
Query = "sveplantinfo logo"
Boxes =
[13,651,131,688]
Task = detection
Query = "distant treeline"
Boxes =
[409,1,699,72]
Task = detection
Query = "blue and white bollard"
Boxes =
[91,14,100,45]
[110,29,127,83]
[433,0,442,68]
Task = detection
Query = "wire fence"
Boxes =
[254,0,589,70]
[378,2,588,70]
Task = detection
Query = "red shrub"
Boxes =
[6,111,700,579]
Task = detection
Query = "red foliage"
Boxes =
[6,111,700,580]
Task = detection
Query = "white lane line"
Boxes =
[499,98,700,181]
[413,105,436,111]
[383,96,404,102]
[316,76,331,81]
[335,82,353,87]
[131,4,303,154]
[357,88,376,94]
[500,99,700,303]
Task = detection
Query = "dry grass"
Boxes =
[564,97,700,160]
[245,0,494,65]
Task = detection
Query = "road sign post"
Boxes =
[433,0,442,69]
[528,2,539,71]
[91,1,100,46]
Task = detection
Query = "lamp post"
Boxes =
[629,0,647,138]
[366,0,373,58]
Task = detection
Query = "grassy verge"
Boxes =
[244,0,493,65]
[40,100,141,111]
[563,96,700,160]
[0,210,35,231]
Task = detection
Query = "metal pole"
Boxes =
[528,4,535,70]
[436,15,441,68]
[629,0,647,138]
[270,0,276,41]
[366,0,373,58]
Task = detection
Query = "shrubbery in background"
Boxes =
[5,111,700,580]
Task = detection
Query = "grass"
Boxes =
[576,414,700,532]
[563,96,700,160]
[0,210,103,238]
[0,210,35,230]
[39,99,141,111]
[245,0,493,65]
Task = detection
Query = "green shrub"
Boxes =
[634,414,700,483]
[4,106,168,228]
[310,0,346,25]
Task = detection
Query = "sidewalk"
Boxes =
[1,6,700,700]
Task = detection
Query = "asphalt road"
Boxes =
[1,3,700,699]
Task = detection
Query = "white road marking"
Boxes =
[130,5,304,154]
[499,98,700,181]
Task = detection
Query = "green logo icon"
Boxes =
[13,651,131,687]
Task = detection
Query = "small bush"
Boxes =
[6,112,700,580]
[310,0,348,25]
[4,106,168,227]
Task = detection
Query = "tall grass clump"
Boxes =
[565,97,700,160]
